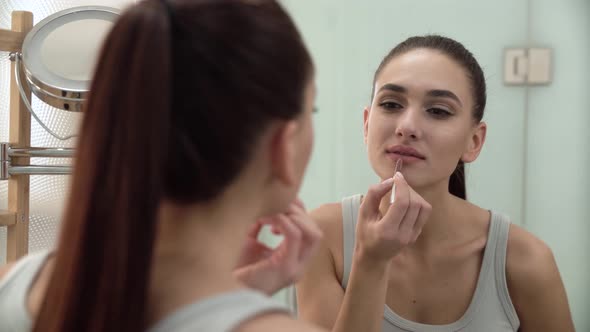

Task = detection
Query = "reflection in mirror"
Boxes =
[270,1,590,331]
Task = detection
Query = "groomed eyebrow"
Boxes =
[377,83,406,94]
[377,84,463,107]
[426,89,462,107]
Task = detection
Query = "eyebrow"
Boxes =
[377,83,463,107]
[377,83,407,94]
[426,89,463,107]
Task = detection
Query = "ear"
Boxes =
[363,106,370,144]
[462,121,487,163]
[269,120,299,186]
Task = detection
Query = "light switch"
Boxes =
[503,47,552,85]
[528,48,552,84]
[504,48,528,84]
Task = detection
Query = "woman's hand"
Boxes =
[355,172,432,264]
[233,199,323,295]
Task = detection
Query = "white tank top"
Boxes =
[341,194,520,332]
[0,251,290,332]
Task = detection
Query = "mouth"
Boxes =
[386,145,426,161]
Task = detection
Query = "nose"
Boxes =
[395,108,421,140]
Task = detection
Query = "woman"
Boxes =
[0,0,326,331]
[296,35,574,332]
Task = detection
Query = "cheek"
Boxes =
[367,118,392,149]
[428,125,469,162]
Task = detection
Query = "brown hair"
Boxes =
[372,35,486,199]
[33,0,312,331]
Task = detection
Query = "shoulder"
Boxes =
[238,312,327,332]
[505,223,563,310]
[0,262,16,281]
[0,252,54,319]
[309,202,344,258]
[309,202,342,225]
[506,223,557,285]
[504,222,574,330]
[309,202,342,234]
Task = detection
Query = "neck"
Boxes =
[380,180,469,251]
[148,185,264,323]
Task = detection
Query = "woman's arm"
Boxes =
[506,225,575,331]
[296,205,391,332]
[298,173,431,332]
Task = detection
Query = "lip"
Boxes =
[385,145,426,161]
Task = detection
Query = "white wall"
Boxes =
[524,0,590,329]
[285,0,530,223]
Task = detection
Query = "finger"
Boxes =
[235,239,274,268]
[289,214,323,262]
[287,210,322,246]
[359,177,395,221]
[292,197,306,210]
[274,214,302,264]
[382,172,410,228]
[258,215,286,235]
[286,202,304,216]
[247,220,266,238]
[248,241,274,259]
[271,224,282,235]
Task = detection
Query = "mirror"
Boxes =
[0,0,133,266]
[19,6,119,116]
[275,1,590,331]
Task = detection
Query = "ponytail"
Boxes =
[33,2,172,331]
[449,160,466,199]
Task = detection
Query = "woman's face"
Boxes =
[365,48,486,192]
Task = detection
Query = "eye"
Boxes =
[379,101,403,111]
[427,107,452,118]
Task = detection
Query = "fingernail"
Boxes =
[394,171,403,180]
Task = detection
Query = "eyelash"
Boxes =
[427,107,452,118]
[379,101,403,110]
[379,101,453,119]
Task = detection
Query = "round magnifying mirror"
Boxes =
[21,6,120,112]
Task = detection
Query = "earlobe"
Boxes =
[462,122,487,163]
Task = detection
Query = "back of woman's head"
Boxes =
[33,1,312,331]
[373,35,486,199]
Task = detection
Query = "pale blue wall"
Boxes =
[524,0,590,329]
[279,1,589,330]
[284,0,529,224]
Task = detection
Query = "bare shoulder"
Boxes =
[309,203,343,265]
[309,202,342,231]
[505,223,574,330]
[310,203,342,234]
[238,312,327,332]
[0,262,16,281]
[506,223,557,284]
